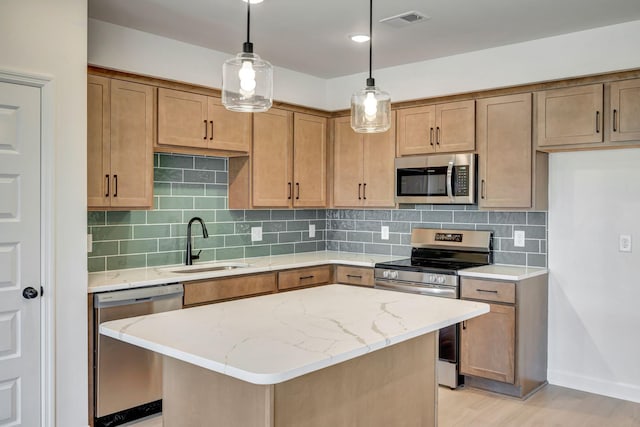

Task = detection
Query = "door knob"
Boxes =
[22,287,39,299]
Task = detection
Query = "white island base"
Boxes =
[162,332,437,427]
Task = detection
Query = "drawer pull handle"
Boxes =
[209,120,214,140]
[300,275,314,280]
[105,174,110,197]
[296,182,300,200]
[346,274,362,279]
[358,183,362,200]
[462,320,467,330]
[288,182,292,200]
[113,175,118,197]
[429,127,434,146]
[613,109,618,132]
[204,119,208,140]
[476,289,498,294]
[595,111,600,133]
[436,126,441,145]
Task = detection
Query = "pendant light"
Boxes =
[222,1,273,112]
[350,0,391,133]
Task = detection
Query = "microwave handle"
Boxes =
[446,160,454,200]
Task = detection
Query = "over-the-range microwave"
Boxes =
[395,153,476,204]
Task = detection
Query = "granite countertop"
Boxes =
[89,251,549,293]
[99,284,489,385]
[88,251,405,293]
[459,264,548,281]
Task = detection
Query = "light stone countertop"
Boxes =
[99,284,489,385]
[88,251,406,293]
[458,264,548,281]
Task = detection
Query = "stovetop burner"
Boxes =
[375,228,493,275]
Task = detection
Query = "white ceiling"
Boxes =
[88,0,640,79]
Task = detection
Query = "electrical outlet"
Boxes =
[381,226,390,240]
[87,233,93,253]
[619,234,632,253]
[514,230,525,247]
[251,227,262,242]
[309,224,316,238]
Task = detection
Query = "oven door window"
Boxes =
[397,166,448,197]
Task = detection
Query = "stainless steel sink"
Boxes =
[164,262,251,274]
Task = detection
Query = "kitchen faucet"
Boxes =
[185,217,209,265]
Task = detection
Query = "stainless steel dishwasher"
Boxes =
[94,284,183,426]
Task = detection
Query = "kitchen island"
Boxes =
[100,284,489,427]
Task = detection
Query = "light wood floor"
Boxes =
[439,385,640,427]
[127,385,640,426]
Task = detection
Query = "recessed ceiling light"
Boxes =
[350,34,370,43]
[242,0,264,4]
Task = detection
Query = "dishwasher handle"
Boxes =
[94,283,184,309]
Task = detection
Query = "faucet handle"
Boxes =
[191,250,201,261]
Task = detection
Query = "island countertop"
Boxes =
[100,284,489,385]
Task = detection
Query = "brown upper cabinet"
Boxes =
[536,84,603,147]
[332,114,396,208]
[87,75,154,210]
[397,100,475,156]
[157,88,251,154]
[610,78,640,142]
[477,93,548,210]
[230,111,328,208]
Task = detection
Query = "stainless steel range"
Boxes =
[374,228,493,389]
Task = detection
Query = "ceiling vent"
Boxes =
[380,11,430,28]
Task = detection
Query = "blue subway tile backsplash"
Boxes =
[87,153,547,272]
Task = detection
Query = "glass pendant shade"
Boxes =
[222,51,273,112]
[351,85,391,133]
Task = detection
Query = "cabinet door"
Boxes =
[207,97,251,152]
[87,75,111,209]
[460,303,515,384]
[363,112,396,207]
[537,84,603,147]
[183,273,277,307]
[477,93,532,208]
[435,100,475,152]
[277,266,332,291]
[293,113,327,207]
[109,80,154,209]
[252,108,293,207]
[610,79,640,142]
[397,105,436,156]
[157,88,208,149]
[332,117,364,207]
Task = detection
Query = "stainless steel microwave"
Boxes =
[395,153,476,204]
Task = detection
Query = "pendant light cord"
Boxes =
[367,0,374,87]
[243,2,253,53]
[247,2,251,44]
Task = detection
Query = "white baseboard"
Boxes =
[548,369,640,403]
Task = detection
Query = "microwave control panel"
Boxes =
[453,166,469,196]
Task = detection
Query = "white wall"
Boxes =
[88,19,329,110]
[548,149,640,403]
[0,1,88,426]
[326,20,640,110]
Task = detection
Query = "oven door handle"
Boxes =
[375,280,457,299]
[446,160,454,201]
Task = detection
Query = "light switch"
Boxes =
[251,227,262,242]
[619,234,632,253]
[514,230,525,247]
[87,233,93,253]
[309,224,316,238]
[381,226,390,240]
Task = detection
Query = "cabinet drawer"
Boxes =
[336,266,374,287]
[277,265,332,291]
[183,272,277,306]
[461,278,515,304]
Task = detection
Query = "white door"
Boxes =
[0,81,41,426]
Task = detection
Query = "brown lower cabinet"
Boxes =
[277,266,333,291]
[335,265,374,287]
[183,272,277,307]
[460,274,548,398]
